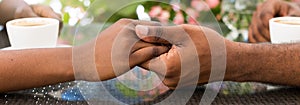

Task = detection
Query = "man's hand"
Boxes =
[135,24,241,89]
[14,4,63,31]
[0,0,61,25]
[75,19,169,81]
[248,0,300,43]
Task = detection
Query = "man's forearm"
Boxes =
[0,48,74,92]
[227,42,300,86]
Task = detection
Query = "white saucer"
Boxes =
[1,44,72,50]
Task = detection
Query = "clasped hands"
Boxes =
[78,19,237,89]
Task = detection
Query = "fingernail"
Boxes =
[136,25,149,36]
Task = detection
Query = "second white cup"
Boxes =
[269,17,300,44]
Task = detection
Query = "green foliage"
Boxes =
[211,3,221,16]
[42,0,52,5]
[63,13,70,24]
[115,82,138,98]
[60,0,88,9]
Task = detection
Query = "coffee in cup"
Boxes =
[6,18,59,49]
[12,20,49,26]
[274,20,300,25]
[269,17,300,44]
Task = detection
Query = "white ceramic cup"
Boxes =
[269,17,300,44]
[6,18,59,49]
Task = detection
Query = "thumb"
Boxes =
[129,46,169,67]
[135,25,188,45]
[14,6,38,18]
[30,5,61,20]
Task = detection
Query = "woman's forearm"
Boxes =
[227,42,300,86]
[0,48,74,92]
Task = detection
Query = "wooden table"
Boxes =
[1,85,300,105]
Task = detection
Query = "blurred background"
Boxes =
[23,0,299,44]
[23,0,251,44]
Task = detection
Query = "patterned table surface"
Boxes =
[1,86,300,105]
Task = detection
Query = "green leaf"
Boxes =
[63,13,70,24]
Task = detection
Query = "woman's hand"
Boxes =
[14,4,61,21]
[75,19,169,81]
